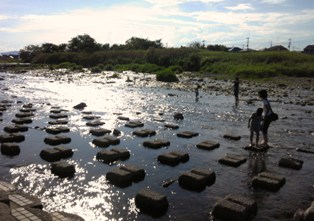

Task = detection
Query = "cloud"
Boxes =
[262,0,286,4]
[225,4,253,11]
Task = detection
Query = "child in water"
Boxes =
[248,108,263,147]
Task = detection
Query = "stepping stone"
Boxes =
[106,168,133,188]
[15,112,34,118]
[164,124,179,129]
[135,188,169,216]
[223,134,241,141]
[219,154,247,167]
[0,181,16,192]
[296,147,314,154]
[82,111,92,115]
[157,151,189,166]
[11,118,32,124]
[252,171,285,191]
[40,146,73,162]
[45,126,70,134]
[125,120,144,128]
[133,129,156,137]
[244,144,269,152]
[51,211,85,221]
[44,135,71,146]
[19,108,36,112]
[86,120,105,127]
[278,157,303,170]
[9,194,42,209]
[174,112,184,120]
[143,139,170,149]
[4,125,28,133]
[92,135,120,147]
[96,148,130,164]
[179,168,216,192]
[90,128,111,136]
[153,118,165,122]
[177,131,199,138]
[73,102,87,110]
[50,109,62,114]
[196,140,220,151]
[51,161,75,178]
[212,194,257,221]
[118,116,130,121]
[49,113,68,119]
[1,143,20,156]
[48,119,68,125]
[83,115,100,120]
[0,133,25,143]
[119,165,145,182]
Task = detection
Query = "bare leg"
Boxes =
[262,134,268,145]
[250,131,254,146]
[256,132,259,147]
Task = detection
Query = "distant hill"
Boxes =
[0,51,19,56]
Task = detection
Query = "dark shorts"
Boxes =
[262,117,271,135]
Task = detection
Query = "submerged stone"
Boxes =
[252,171,285,191]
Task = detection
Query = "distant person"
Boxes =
[258,89,274,146]
[233,77,240,106]
[195,84,201,101]
[248,108,263,147]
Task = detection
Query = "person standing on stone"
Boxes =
[195,84,201,101]
[233,77,240,106]
[258,89,273,146]
[248,108,263,147]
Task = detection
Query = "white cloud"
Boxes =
[262,0,286,4]
[225,4,253,11]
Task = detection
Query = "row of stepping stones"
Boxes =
[0,181,84,221]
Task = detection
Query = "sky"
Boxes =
[1,0,314,52]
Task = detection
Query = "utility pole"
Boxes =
[270,41,272,47]
[246,37,250,51]
[288,38,291,51]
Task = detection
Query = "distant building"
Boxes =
[265,45,288,51]
[303,45,314,54]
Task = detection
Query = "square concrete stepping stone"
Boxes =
[1,143,20,156]
[244,144,269,152]
[51,211,85,221]
[92,135,120,147]
[157,151,189,166]
[82,115,101,120]
[90,128,111,136]
[135,188,169,216]
[212,194,257,221]
[20,108,36,112]
[106,168,133,188]
[11,118,32,124]
[15,112,34,118]
[252,171,285,191]
[169,151,189,162]
[133,129,156,137]
[4,125,28,133]
[223,134,241,140]
[179,171,208,192]
[190,168,216,186]
[278,157,303,170]
[49,113,68,119]
[196,140,220,151]
[86,120,105,127]
[143,139,170,149]
[11,207,42,221]
[96,149,120,163]
[111,148,130,159]
[125,120,144,128]
[177,131,199,138]
[48,120,68,125]
[40,148,61,162]
[296,147,314,154]
[0,181,16,192]
[51,161,75,178]
[44,135,71,146]
[53,146,73,158]
[45,126,70,134]
[164,124,179,129]
[118,116,130,121]
[120,165,145,182]
[9,194,42,209]
[219,154,247,167]
[0,133,25,143]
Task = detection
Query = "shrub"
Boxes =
[156,69,179,82]
[91,66,102,73]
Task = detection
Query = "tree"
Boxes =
[41,43,59,53]
[19,45,42,62]
[67,34,101,52]
[206,44,228,51]
[125,37,163,50]
[188,41,203,49]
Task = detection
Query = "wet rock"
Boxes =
[196,140,220,151]
[96,148,130,164]
[223,134,241,141]
[219,154,247,167]
[157,151,189,166]
[4,125,28,133]
[177,131,199,138]
[278,157,303,170]
[11,118,32,124]
[0,133,25,143]
[40,146,73,162]
[143,139,170,149]
[164,124,179,129]
[113,129,121,136]
[125,120,144,128]
[86,120,105,127]
[212,194,257,221]
[73,102,87,110]
[92,135,120,147]
[51,161,75,178]
[135,188,168,217]
[252,171,285,191]
[133,129,156,137]
[174,113,184,120]
[1,143,20,156]
[44,135,71,146]
[45,126,70,134]
[90,128,111,136]
[179,168,216,192]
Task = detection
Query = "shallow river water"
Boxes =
[0,71,313,221]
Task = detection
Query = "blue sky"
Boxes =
[1,0,314,52]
